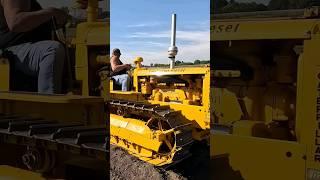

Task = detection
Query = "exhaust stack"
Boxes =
[168,14,178,69]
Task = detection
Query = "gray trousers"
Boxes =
[112,74,130,91]
[5,40,65,94]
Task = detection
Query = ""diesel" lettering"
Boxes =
[212,24,240,33]
[315,80,320,162]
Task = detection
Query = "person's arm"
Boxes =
[111,57,130,73]
[75,0,88,9]
[2,0,67,32]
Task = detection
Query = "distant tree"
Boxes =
[268,0,290,10]
[213,0,228,13]
[309,0,320,6]
[194,60,201,64]
[199,60,210,64]
[268,0,308,10]
[216,0,281,13]
[61,7,69,13]
[214,0,315,15]
[153,63,169,67]
[151,60,209,67]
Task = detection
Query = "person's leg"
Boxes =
[112,74,130,91]
[121,74,130,91]
[111,75,120,90]
[5,41,65,94]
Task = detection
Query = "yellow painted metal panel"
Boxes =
[211,133,306,180]
[0,166,43,180]
[0,59,9,91]
[150,101,210,130]
[74,22,109,45]
[296,39,320,172]
[110,114,161,151]
[211,19,320,40]
[135,66,210,76]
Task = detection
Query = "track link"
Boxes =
[110,99,194,167]
[0,114,107,160]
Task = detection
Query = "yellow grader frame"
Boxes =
[211,7,320,180]
[0,0,109,178]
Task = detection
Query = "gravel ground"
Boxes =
[110,142,209,180]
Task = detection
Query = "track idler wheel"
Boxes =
[22,147,56,173]
[146,118,175,155]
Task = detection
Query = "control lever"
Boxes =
[52,17,73,93]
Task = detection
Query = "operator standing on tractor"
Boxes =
[0,0,69,94]
[110,48,131,91]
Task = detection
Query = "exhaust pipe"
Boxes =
[168,13,178,69]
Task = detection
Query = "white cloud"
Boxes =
[114,29,209,65]
[113,19,210,65]
[127,30,209,43]
[127,22,162,28]
[127,32,168,38]
[112,41,167,47]
[178,30,209,42]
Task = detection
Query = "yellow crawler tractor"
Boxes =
[211,6,320,180]
[0,0,109,178]
[110,14,210,166]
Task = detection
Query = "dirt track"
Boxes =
[110,142,209,180]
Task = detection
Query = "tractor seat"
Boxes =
[0,50,37,92]
[10,68,37,92]
[110,78,122,91]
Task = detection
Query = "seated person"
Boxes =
[0,0,69,94]
[110,48,131,91]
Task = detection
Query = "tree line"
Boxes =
[213,0,315,13]
[150,60,210,67]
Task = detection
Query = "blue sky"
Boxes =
[111,0,210,65]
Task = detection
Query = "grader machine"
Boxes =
[0,0,109,178]
[211,6,320,180]
[110,14,211,166]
